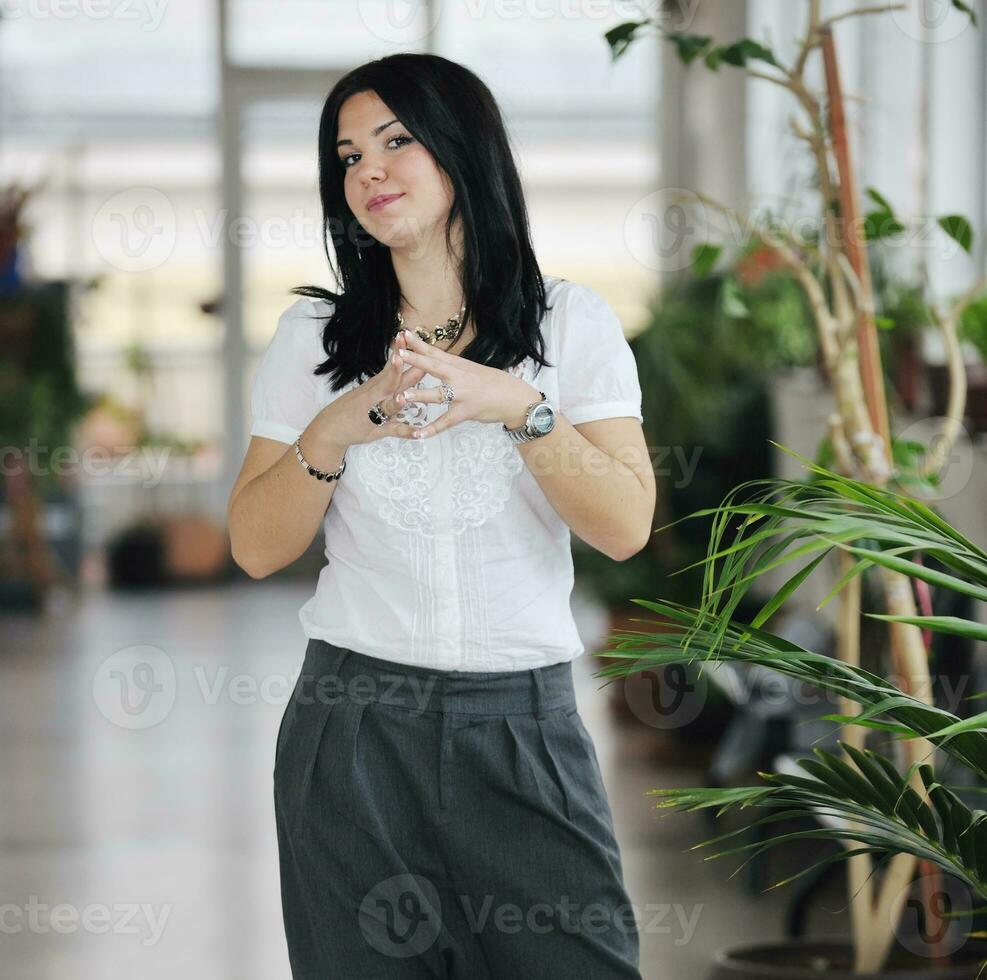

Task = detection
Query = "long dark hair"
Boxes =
[291,52,555,393]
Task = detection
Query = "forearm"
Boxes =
[515,415,653,561]
[229,419,348,579]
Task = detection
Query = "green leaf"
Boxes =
[716,38,780,68]
[605,20,651,62]
[719,277,750,319]
[667,32,712,65]
[864,210,906,241]
[835,544,987,604]
[818,714,916,738]
[751,550,828,628]
[865,187,895,213]
[939,214,974,254]
[691,242,722,278]
[875,315,896,330]
[924,711,987,741]
[815,555,870,612]
[866,613,987,643]
[953,0,977,26]
[841,744,919,830]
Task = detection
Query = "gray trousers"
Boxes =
[274,639,642,979]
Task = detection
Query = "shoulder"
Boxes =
[540,276,624,343]
[269,295,336,353]
[277,294,336,331]
[541,275,612,318]
[541,273,580,311]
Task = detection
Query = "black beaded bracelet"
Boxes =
[293,437,346,482]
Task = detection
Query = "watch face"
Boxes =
[530,404,555,434]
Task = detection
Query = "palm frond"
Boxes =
[646,741,987,896]
[602,452,987,900]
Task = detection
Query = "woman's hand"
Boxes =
[395,328,541,439]
[314,331,430,450]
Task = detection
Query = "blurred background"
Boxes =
[2,1,986,977]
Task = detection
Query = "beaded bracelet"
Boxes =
[293,437,346,482]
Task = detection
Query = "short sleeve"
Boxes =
[249,297,328,445]
[555,282,643,425]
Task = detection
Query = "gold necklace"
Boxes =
[395,302,467,348]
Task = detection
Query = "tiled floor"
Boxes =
[0,581,820,979]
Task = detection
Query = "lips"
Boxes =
[367,193,404,212]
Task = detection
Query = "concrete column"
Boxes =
[656,0,749,291]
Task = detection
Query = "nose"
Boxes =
[359,159,386,187]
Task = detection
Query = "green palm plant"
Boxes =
[594,444,987,968]
[601,0,985,971]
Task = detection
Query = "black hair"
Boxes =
[290,52,556,392]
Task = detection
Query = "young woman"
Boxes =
[229,52,655,979]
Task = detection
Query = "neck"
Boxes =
[390,219,467,331]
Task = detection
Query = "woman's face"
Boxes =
[336,90,453,253]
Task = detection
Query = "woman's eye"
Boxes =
[342,134,413,169]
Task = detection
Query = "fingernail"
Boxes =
[402,389,413,399]
[399,349,409,358]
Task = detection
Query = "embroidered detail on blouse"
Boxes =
[356,437,435,535]
[349,357,537,539]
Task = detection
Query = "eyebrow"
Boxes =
[336,119,399,152]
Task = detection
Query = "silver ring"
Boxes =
[439,383,455,405]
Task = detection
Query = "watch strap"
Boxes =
[502,391,552,443]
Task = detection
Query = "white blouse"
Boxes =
[249,274,644,671]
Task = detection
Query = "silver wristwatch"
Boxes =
[503,391,556,443]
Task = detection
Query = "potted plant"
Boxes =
[0,183,90,607]
[594,450,987,977]
[604,0,986,972]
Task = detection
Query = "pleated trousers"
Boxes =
[274,638,642,979]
